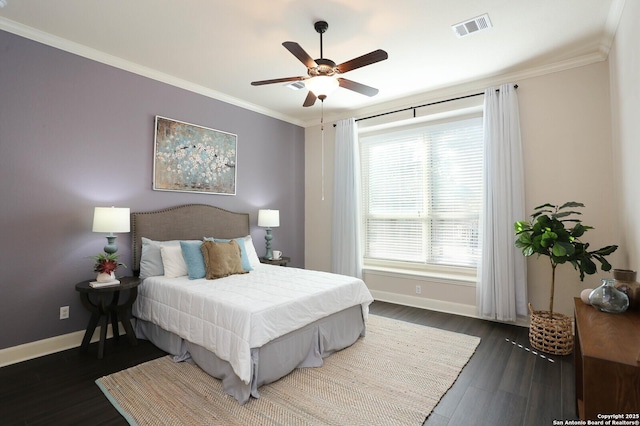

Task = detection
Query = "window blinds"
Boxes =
[360,116,483,268]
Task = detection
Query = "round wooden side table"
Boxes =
[75,276,141,359]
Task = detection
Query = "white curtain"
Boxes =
[332,118,363,278]
[476,83,527,321]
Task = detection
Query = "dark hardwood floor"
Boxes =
[0,301,577,425]
[0,337,166,426]
[369,302,577,426]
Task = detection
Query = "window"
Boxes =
[360,115,483,270]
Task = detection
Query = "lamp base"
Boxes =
[264,228,273,259]
[104,235,118,254]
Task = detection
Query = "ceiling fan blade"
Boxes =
[251,76,306,86]
[303,91,317,107]
[283,41,317,68]
[337,78,379,97]
[336,49,388,73]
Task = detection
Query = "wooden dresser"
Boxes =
[574,298,640,420]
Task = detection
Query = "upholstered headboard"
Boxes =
[131,204,250,275]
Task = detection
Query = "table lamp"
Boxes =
[92,206,130,254]
[258,209,279,259]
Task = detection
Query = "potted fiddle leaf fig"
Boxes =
[514,201,617,355]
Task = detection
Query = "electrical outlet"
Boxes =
[60,306,69,320]
[415,285,422,295]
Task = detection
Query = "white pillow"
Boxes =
[242,235,261,269]
[160,244,188,278]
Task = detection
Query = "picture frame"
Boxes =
[153,116,237,195]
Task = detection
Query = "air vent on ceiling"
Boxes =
[452,13,492,38]
[286,81,306,90]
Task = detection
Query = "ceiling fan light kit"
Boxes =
[251,20,388,107]
[305,76,339,99]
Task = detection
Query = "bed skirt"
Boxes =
[134,305,366,404]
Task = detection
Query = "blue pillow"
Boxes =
[180,241,206,279]
[204,237,253,272]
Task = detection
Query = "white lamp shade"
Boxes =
[305,76,339,97]
[258,209,280,228]
[92,207,130,233]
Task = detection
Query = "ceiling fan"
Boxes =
[251,20,388,107]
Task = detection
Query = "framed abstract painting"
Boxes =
[153,116,237,195]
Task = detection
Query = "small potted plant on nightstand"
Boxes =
[91,253,126,283]
[514,202,617,355]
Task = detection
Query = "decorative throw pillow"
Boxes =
[180,240,206,279]
[205,237,253,271]
[160,244,189,278]
[204,235,260,270]
[200,240,248,279]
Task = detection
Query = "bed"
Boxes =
[130,204,373,404]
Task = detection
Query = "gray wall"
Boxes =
[0,30,305,350]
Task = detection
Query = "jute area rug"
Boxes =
[96,314,480,425]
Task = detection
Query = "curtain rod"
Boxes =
[349,84,518,124]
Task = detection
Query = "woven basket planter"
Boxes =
[528,303,573,355]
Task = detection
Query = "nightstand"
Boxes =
[75,276,141,359]
[260,256,290,266]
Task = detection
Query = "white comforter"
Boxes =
[132,264,373,384]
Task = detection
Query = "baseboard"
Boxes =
[0,323,125,368]
[370,290,529,327]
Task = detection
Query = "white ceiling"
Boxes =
[0,0,624,127]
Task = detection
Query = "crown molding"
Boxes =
[1,10,618,130]
[600,0,626,57]
[0,17,306,127]
[310,50,609,128]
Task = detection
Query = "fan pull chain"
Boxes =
[321,100,325,201]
